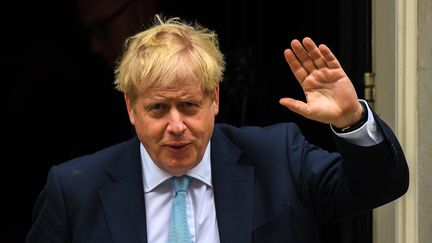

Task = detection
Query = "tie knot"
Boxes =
[171,176,191,193]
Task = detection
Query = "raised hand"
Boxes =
[279,37,363,129]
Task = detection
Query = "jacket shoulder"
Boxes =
[51,137,140,186]
[215,122,303,144]
[213,122,306,158]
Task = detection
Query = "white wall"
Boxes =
[373,0,432,242]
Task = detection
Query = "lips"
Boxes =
[165,143,191,153]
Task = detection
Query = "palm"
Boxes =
[280,37,362,128]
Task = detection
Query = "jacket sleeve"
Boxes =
[291,111,409,222]
[26,166,71,243]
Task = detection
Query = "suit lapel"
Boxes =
[99,138,148,243]
[97,130,255,243]
[211,128,255,243]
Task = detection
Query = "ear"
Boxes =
[125,95,136,125]
[213,85,220,116]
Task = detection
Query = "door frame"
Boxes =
[372,0,418,242]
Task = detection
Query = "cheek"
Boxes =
[134,116,166,143]
[195,115,215,141]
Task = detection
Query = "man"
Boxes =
[26,16,409,243]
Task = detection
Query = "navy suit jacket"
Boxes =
[26,115,408,243]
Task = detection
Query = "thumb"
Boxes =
[279,98,310,118]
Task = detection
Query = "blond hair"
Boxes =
[114,15,225,102]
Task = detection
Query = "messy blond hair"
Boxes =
[114,15,225,102]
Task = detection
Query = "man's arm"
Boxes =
[278,38,409,221]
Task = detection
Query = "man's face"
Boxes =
[126,80,219,176]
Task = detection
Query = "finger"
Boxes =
[302,37,328,69]
[279,97,311,118]
[318,44,341,69]
[290,39,316,73]
[284,49,308,83]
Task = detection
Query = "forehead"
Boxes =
[140,80,206,100]
[140,71,205,93]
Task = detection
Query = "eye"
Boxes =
[151,103,163,110]
[179,102,196,108]
[148,103,168,113]
[178,101,200,115]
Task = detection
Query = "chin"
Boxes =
[165,161,196,176]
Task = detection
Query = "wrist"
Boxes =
[332,101,368,133]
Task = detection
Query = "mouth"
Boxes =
[165,143,191,153]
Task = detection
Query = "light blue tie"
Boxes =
[169,176,192,243]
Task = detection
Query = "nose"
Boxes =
[166,109,187,135]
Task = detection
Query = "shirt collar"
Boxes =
[141,142,213,192]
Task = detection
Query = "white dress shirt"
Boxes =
[141,142,220,243]
[140,100,382,243]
